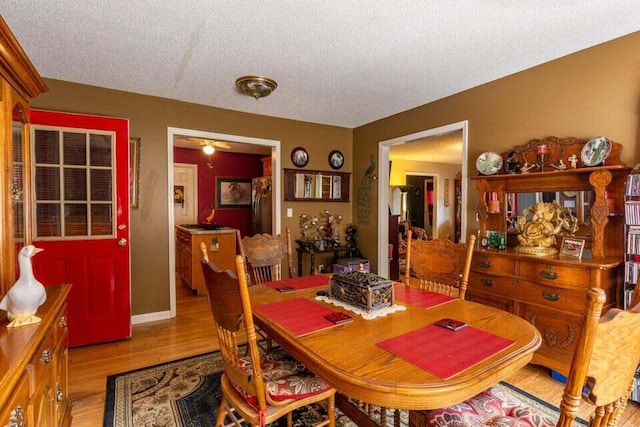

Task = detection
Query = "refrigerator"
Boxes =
[252,176,272,235]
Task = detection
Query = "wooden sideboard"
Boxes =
[0,285,72,427]
[175,226,237,295]
[469,136,628,374]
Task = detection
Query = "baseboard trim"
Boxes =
[131,310,173,325]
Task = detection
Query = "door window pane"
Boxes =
[33,126,115,239]
[63,132,87,165]
[34,130,59,164]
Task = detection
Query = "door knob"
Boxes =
[118,238,127,247]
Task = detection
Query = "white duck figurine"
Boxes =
[0,245,46,328]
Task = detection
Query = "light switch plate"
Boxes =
[287,208,293,218]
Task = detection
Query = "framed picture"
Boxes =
[328,150,344,169]
[216,177,252,208]
[560,237,585,259]
[291,147,309,168]
[129,137,141,209]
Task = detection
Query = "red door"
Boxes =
[29,110,131,347]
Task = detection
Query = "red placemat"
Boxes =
[393,284,455,309]
[254,297,343,336]
[265,275,329,291]
[376,324,515,379]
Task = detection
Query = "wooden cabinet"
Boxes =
[0,16,48,300]
[0,285,72,427]
[0,17,68,427]
[469,136,629,374]
[175,227,237,295]
[468,250,621,373]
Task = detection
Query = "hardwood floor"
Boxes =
[68,282,640,426]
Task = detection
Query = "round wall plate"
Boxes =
[581,136,611,167]
[291,147,309,168]
[328,150,344,169]
[476,151,503,175]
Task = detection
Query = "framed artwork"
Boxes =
[129,137,141,209]
[328,150,344,169]
[291,147,309,168]
[173,185,184,206]
[216,177,252,208]
[560,237,585,259]
[444,179,450,207]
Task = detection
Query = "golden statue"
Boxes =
[515,201,579,255]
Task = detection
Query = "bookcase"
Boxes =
[624,165,640,308]
[624,164,640,402]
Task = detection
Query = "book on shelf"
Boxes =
[628,174,640,196]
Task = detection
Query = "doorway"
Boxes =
[166,127,281,318]
[377,121,468,278]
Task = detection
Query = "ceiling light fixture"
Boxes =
[235,75,277,100]
[202,144,215,155]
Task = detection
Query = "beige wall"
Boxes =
[353,31,640,272]
[31,82,352,315]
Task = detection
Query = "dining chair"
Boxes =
[239,229,297,351]
[200,245,336,427]
[240,228,295,285]
[403,233,476,299]
[409,287,640,427]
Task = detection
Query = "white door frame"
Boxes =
[166,127,281,318]
[377,121,468,278]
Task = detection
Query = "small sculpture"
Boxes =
[551,159,567,171]
[515,201,579,255]
[520,162,537,174]
[504,151,520,174]
[568,154,579,169]
[0,246,46,328]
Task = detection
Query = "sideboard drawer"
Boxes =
[469,271,513,293]
[473,253,516,274]
[519,262,590,287]
[510,279,586,313]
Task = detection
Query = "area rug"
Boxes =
[104,351,586,427]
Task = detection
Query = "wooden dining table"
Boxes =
[250,279,542,427]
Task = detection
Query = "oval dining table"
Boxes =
[249,280,542,427]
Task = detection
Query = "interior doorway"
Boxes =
[377,121,468,278]
[166,127,281,318]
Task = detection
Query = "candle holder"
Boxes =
[537,144,547,172]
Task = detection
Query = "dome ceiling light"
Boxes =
[235,75,277,100]
[202,143,215,155]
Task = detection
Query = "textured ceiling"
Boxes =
[2,2,640,128]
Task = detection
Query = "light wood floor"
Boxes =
[68,283,640,426]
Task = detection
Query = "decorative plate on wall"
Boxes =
[291,147,309,168]
[476,151,503,175]
[581,136,611,167]
[328,150,344,169]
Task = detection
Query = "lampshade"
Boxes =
[236,75,277,100]
[202,144,215,155]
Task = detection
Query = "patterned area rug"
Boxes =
[104,351,586,427]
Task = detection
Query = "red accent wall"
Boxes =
[173,148,264,236]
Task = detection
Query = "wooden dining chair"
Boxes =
[240,232,287,284]
[403,233,476,299]
[409,287,640,427]
[200,245,336,427]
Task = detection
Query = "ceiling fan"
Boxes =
[180,137,232,153]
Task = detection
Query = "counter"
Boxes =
[175,226,238,295]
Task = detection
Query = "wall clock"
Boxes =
[328,150,344,169]
[291,147,309,168]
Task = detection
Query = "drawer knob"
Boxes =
[8,405,25,427]
[540,270,559,280]
[543,291,560,302]
[59,316,68,328]
[56,383,64,402]
[479,260,492,269]
[41,348,53,365]
[480,278,494,287]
